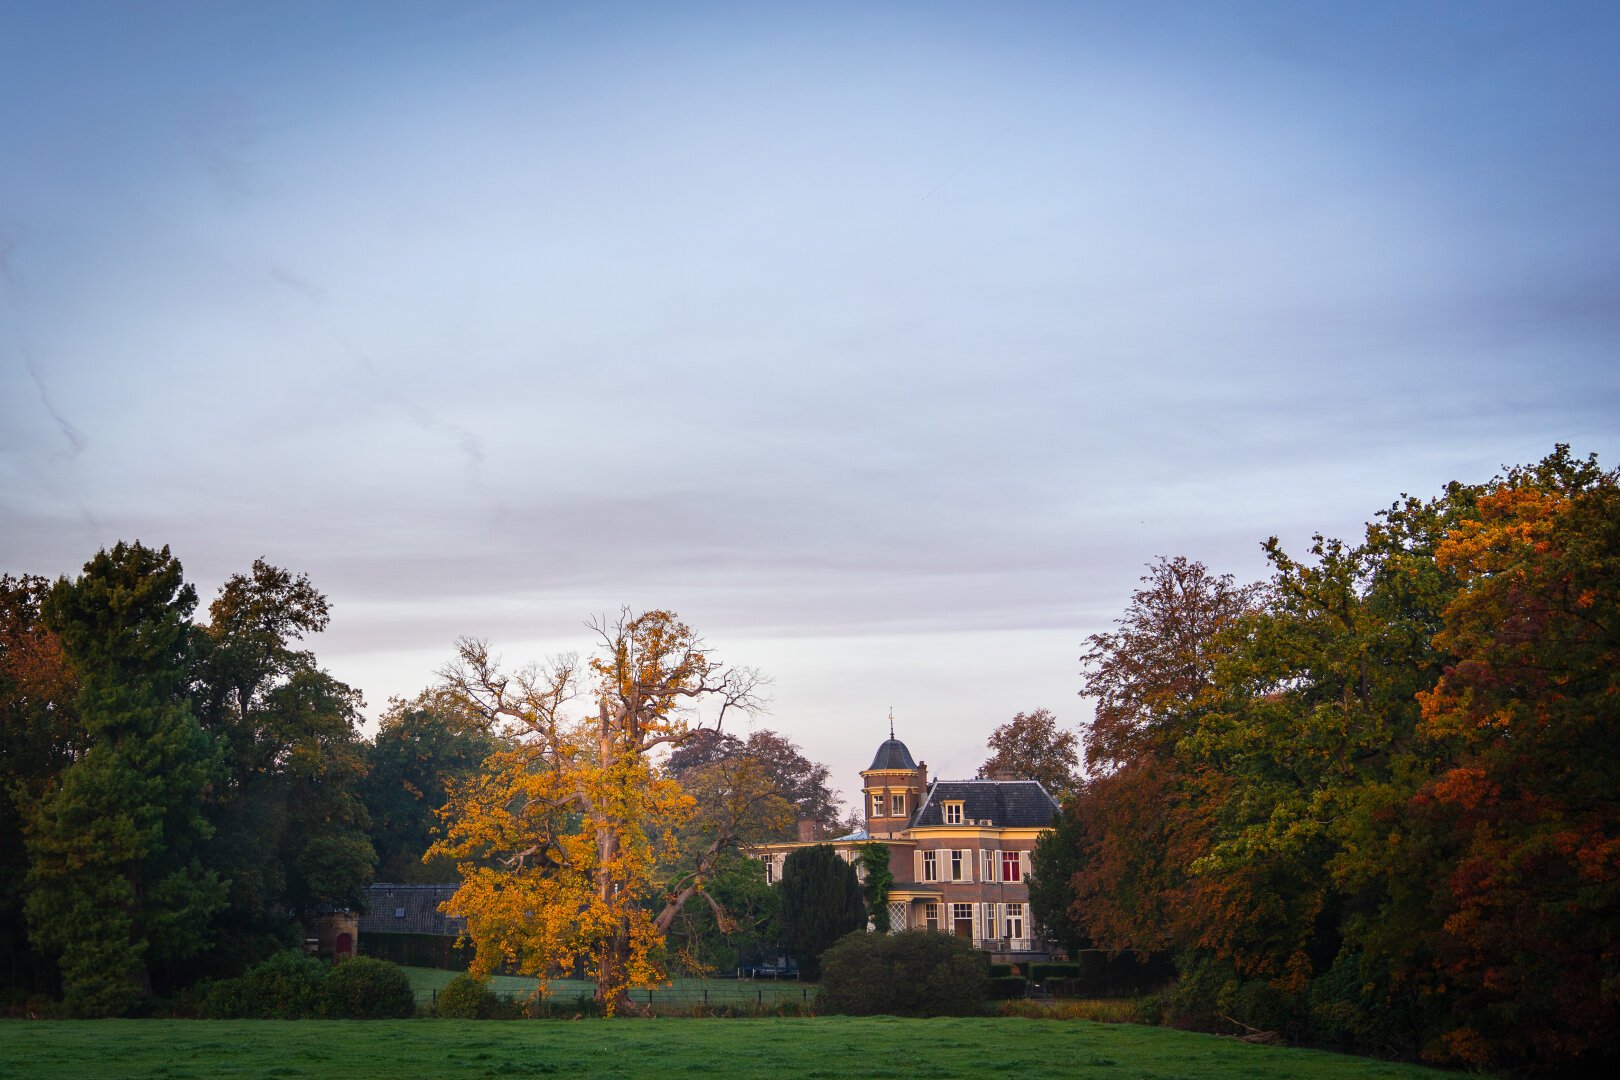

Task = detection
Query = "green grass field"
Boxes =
[0,1017,1473,1080]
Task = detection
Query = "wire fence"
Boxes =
[412,976,818,1016]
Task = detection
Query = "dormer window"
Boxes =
[944,801,963,825]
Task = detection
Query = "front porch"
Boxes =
[884,892,1049,960]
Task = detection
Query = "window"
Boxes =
[982,850,996,881]
[922,850,938,882]
[760,854,775,884]
[1002,850,1022,882]
[950,849,966,881]
[871,793,885,816]
[393,907,406,919]
[891,792,905,817]
[1005,903,1025,939]
[944,801,963,825]
[924,903,941,931]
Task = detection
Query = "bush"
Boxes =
[988,975,1028,1000]
[436,973,500,1019]
[1029,961,1081,983]
[200,949,327,1019]
[817,930,989,1017]
[318,957,417,1019]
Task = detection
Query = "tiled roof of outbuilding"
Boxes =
[358,883,465,937]
[911,780,1059,829]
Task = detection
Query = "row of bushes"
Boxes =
[193,952,416,1019]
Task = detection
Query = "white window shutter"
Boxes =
[1020,849,1031,882]
[914,849,923,882]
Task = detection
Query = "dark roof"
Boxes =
[358,883,466,937]
[911,780,1059,829]
[868,737,918,770]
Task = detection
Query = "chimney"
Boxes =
[796,819,819,843]
[990,768,1021,782]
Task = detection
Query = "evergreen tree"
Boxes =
[28,543,224,1015]
[777,844,866,980]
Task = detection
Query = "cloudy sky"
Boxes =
[4,1,1618,800]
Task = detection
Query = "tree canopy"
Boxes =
[977,707,1080,797]
[1040,447,1620,1071]
[428,610,770,1013]
[28,542,225,1015]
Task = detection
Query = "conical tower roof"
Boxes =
[868,736,917,771]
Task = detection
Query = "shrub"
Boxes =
[1028,961,1081,983]
[817,930,989,1017]
[436,973,500,1019]
[200,949,326,1019]
[318,957,417,1019]
[988,975,1028,1000]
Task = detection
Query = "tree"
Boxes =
[977,708,1080,797]
[777,844,867,980]
[192,560,374,968]
[0,575,79,995]
[362,692,505,882]
[1385,449,1620,1068]
[1062,557,1256,959]
[429,610,767,1013]
[666,727,843,839]
[27,543,225,1015]
[1080,556,1258,772]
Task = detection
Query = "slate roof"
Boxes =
[868,737,918,770]
[910,780,1059,829]
[359,883,466,937]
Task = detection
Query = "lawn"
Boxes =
[0,1017,1474,1080]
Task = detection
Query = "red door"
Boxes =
[335,932,354,958]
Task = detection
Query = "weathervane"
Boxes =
[889,707,894,741]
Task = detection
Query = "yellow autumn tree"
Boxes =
[427,610,772,1014]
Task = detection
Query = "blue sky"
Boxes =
[4,1,1618,798]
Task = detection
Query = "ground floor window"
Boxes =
[951,902,974,939]
[924,902,940,931]
[1004,902,1024,939]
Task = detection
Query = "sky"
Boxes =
[4,1,1619,804]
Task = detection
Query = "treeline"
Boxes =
[0,547,468,1016]
[1030,446,1619,1072]
[0,551,850,1016]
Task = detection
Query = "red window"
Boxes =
[1001,850,1022,882]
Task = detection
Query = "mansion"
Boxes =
[753,730,1061,961]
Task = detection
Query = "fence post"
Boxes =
[757,988,762,1006]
